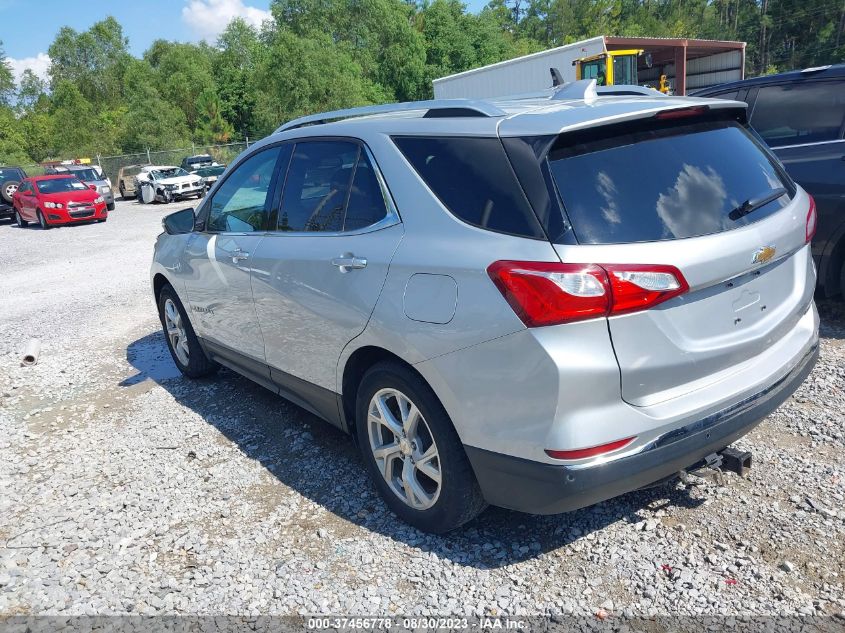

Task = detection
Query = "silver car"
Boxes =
[51,165,115,211]
[150,81,819,533]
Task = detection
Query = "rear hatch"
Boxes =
[538,109,815,406]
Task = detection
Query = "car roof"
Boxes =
[692,63,845,95]
[258,81,745,146]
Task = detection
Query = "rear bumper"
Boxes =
[465,343,818,515]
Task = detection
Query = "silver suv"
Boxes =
[151,81,819,533]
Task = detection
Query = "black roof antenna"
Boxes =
[550,67,565,87]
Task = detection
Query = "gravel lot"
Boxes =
[0,198,843,619]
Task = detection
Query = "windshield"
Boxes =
[547,120,793,244]
[69,168,101,181]
[151,168,189,180]
[36,178,89,194]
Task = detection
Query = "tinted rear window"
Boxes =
[547,120,793,244]
[393,136,544,239]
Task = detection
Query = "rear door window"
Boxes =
[393,136,545,239]
[750,82,845,147]
[547,120,793,244]
[278,141,359,232]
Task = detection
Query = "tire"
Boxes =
[37,209,50,230]
[1,180,19,204]
[157,285,219,378]
[97,219,106,223]
[355,361,486,533]
[14,210,28,227]
[107,202,115,211]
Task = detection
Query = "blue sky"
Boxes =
[0,0,274,82]
[1,0,488,85]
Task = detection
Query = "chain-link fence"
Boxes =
[21,141,252,184]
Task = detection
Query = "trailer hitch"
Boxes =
[718,446,753,477]
[680,446,753,486]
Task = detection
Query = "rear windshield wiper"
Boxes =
[728,187,787,221]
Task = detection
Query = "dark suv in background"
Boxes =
[694,64,845,299]
[0,166,27,222]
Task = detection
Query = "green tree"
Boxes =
[49,81,97,155]
[16,69,48,114]
[195,90,234,143]
[0,107,29,165]
[252,29,381,136]
[214,19,262,138]
[143,41,217,130]
[120,61,190,152]
[271,0,427,101]
[47,17,131,105]
[0,42,15,106]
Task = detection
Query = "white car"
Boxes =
[135,166,205,204]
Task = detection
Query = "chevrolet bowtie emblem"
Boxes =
[752,246,776,265]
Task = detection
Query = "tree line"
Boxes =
[0,0,842,165]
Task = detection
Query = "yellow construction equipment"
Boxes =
[573,49,643,87]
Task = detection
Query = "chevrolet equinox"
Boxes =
[151,81,819,533]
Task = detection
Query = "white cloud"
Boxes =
[182,0,272,41]
[6,53,51,84]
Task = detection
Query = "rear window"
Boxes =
[393,136,545,239]
[547,120,793,244]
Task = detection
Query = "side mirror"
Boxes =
[162,207,195,235]
[88,184,97,191]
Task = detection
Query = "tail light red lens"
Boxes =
[487,261,689,327]
[545,436,636,460]
[603,264,690,315]
[486,261,610,327]
[806,195,817,244]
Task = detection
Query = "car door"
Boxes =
[181,144,291,368]
[250,139,404,404]
[16,181,35,219]
[748,80,845,275]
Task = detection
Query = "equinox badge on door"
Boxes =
[752,246,776,265]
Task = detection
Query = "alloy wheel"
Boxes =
[367,388,441,510]
[4,183,17,199]
[163,298,190,365]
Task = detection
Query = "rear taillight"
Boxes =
[806,195,817,244]
[486,261,609,327]
[603,264,689,315]
[487,261,688,327]
[545,436,636,460]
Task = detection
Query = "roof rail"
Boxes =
[551,79,598,104]
[275,99,506,133]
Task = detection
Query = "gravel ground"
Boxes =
[0,198,843,618]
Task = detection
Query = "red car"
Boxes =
[12,175,108,229]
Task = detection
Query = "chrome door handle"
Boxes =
[331,254,368,272]
[230,249,250,264]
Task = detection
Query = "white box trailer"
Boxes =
[433,36,745,98]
